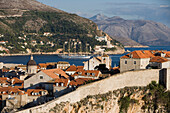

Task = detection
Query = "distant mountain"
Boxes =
[90,15,170,46]
[90,13,108,21]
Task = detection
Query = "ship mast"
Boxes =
[68,39,71,55]
[79,41,82,55]
[74,42,77,54]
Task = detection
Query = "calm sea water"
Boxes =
[0,46,169,67]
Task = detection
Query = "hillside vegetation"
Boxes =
[0,0,122,53]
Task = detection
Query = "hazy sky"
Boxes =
[37,0,170,27]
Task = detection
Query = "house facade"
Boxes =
[24,68,69,89]
[120,50,170,72]
[83,54,111,70]
[56,61,70,70]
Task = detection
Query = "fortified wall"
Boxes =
[17,69,170,113]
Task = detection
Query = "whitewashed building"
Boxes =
[120,50,170,72]
[83,54,112,70]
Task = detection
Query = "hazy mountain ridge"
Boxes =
[90,14,170,46]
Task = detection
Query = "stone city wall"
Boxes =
[17,69,160,113]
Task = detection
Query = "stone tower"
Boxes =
[101,54,111,69]
[27,55,37,75]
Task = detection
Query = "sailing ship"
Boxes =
[58,40,91,59]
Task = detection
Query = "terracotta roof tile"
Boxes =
[0,87,26,95]
[150,56,168,63]
[65,65,77,71]
[48,78,69,87]
[42,68,69,79]
[26,89,48,96]
[121,50,155,59]
[69,78,94,86]
[57,61,69,64]
[72,70,100,78]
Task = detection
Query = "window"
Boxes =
[125,60,127,64]
[134,61,136,64]
[61,83,64,87]
[30,84,33,87]
[87,73,90,76]
[56,83,59,86]
[92,73,95,76]
[40,75,43,79]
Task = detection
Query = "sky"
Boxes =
[37,0,170,27]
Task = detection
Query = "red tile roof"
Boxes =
[42,68,69,79]
[69,78,94,86]
[150,56,168,63]
[164,51,170,58]
[65,65,77,71]
[121,50,155,59]
[38,63,48,68]
[27,89,48,96]
[0,87,26,95]
[72,70,100,78]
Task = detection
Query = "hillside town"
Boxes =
[0,50,169,112]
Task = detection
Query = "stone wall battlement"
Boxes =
[17,69,163,113]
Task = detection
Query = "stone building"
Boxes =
[56,61,70,70]
[71,70,101,80]
[120,50,170,72]
[26,89,48,104]
[65,65,83,75]
[0,87,27,109]
[27,55,37,75]
[83,54,111,70]
[24,68,69,89]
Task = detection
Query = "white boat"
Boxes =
[59,54,91,59]
[60,40,91,59]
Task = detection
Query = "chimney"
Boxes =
[129,53,133,58]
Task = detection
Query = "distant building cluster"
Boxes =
[0,54,113,111]
[0,49,170,112]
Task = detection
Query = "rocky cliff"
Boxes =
[90,14,170,46]
[49,82,170,113]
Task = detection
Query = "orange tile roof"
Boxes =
[164,51,170,58]
[72,70,100,78]
[66,65,84,72]
[0,87,26,95]
[65,65,77,71]
[113,67,120,70]
[38,63,48,68]
[0,77,9,81]
[150,56,168,63]
[42,68,69,79]
[27,89,47,96]
[121,50,155,59]
[77,66,84,70]
[57,61,70,64]
[17,65,26,68]
[54,78,68,87]
[69,78,94,86]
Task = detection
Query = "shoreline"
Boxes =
[124,45,149,48]
[0,51,126,57]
